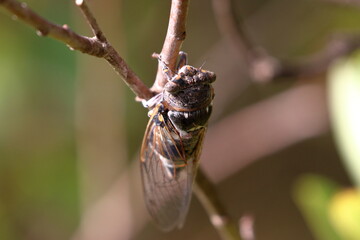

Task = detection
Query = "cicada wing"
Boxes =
[189,127,207,177]
[140,114,194,231]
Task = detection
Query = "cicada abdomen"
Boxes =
[140,52,216,231]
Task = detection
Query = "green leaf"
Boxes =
[329,189,360,240]
[293,174,342,240]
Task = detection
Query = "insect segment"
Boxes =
[140,52,216,231]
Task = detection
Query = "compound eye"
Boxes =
[198,69,216,83]
[164,81,180,93]
[207,71,216,83]
[179,65,197,76]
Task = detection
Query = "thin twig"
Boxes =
[239,215,255,240]
[212,0,258,63]
[212,0,360,82]
[151,0,189,93]
[0,0,153,100]
[0,0,104,55]
[75,0,106,42]
[195,170,242,240]
[273,34,360,78]
[212,0,280,83]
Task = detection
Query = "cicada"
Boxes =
[140,52,216,231]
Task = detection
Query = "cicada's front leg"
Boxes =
[176,51,188,71]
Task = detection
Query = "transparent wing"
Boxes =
[140,109,195,231]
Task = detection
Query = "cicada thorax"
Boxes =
[163,65,215,134]
[156,65,215,176]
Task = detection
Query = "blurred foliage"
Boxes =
[328,51,360,187]
[292,51,360,240]
[293,174,341,240]
[0,1,78,239]
[294,177,360,240]
[329,189,360,240]
[1,0,360,239]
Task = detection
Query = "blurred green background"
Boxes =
[1,0,360,239]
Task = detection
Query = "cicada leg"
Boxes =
[177,51,188,71]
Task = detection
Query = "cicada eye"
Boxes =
[198,70,216,83]
[164,81,180,93]
[179,65,197,76]
[207,71,216,83]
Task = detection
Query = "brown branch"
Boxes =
[195,170,242,240]
[0,0,104,55]
[201,77,328,183]
[273,34,360,79]
[76,0,106,42]
[212,0,280,83]
[212,0,258,64]
[151,0,189,93]
[239,215,255,240]
[212,0,360,83]
[0,0,153,100]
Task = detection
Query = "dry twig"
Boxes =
[0,0,153,100]
[274,35,360,78]
[212,0,259,64]
[76,0,106,42]
[151,0,189,93]
[212,0,280,82]
[195,170,242,240]
[212,0,360,82]
[239,215,255,240]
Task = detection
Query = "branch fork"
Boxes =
[0,0,153,100]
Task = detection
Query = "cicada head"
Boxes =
[163,65,216,111]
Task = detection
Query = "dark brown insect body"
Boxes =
[140,53,216,231]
